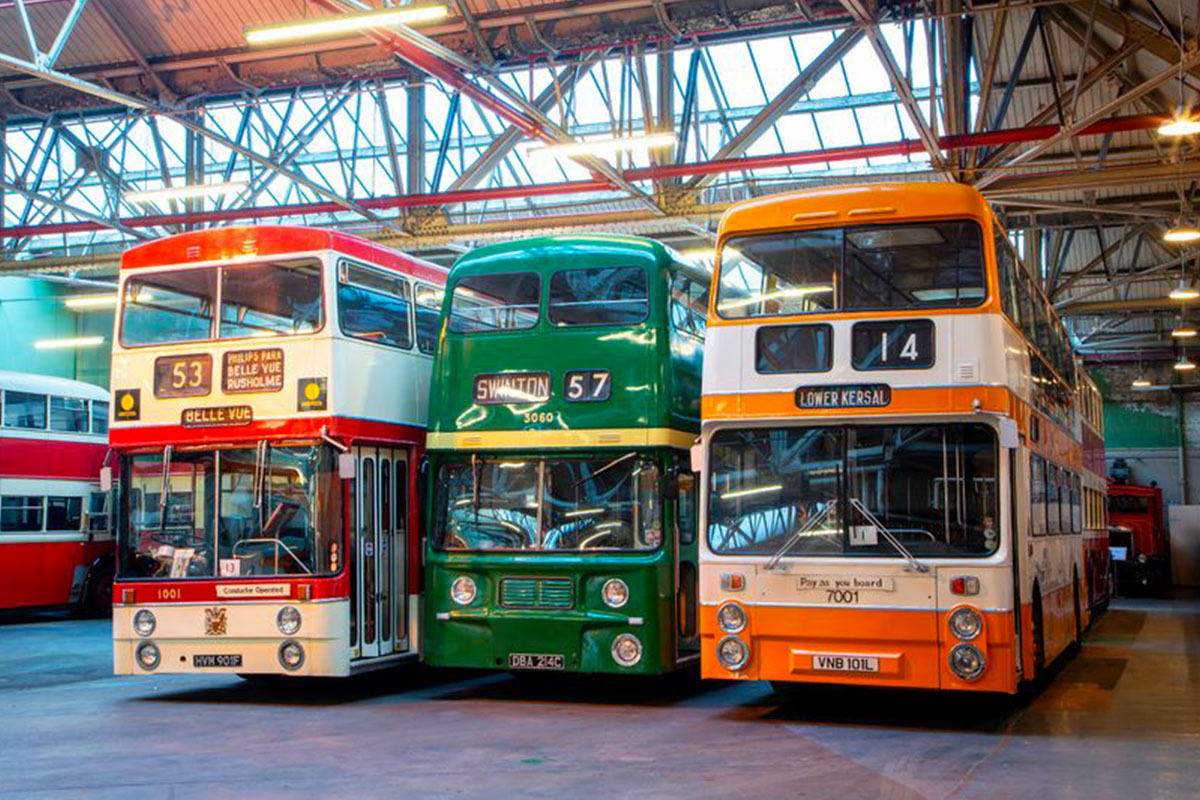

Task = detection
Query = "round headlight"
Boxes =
[450,576,477,606]
[277,606,302,635]
[948,607,983,641]
[717,602,747,634]
[948,643,986,681]
[1137,553,1148,564]
[612,633,643,667]
[602,578,629,609]
[278,640,305,671]
[133,609,156,637]
[716,636,750,671]
[135,641,160,671]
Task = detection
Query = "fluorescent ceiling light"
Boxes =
[1159,116,1200,137]
[1132,377,1152,388]
[1172,322,1198,338]
[1163,226,1200,243]
[717,285,833,311]
[34,336,105,350]
[64,294,118,309]
[245,6,449,45]
[524,133,676,161]
[125,181,247,204]
[720,484,783,500]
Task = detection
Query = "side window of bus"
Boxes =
[677,472,697,545]
[3,391,47,429]
[47,496,83,531]
[414,283,443,355]
[993,230,1020,325]
[87,492,110,532]
[50,396,88,433]
[1030,454,1046,536]
[549,265,649,326]
[338,261,412,349]
[670,271,708,340]
[91,400,109,435]
[1,496,44,532]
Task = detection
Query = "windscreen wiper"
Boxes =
[764,502,833,570]
[572,451,637,489]
[848,498,928,573]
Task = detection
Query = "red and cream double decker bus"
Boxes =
[1,371,112,614]
[696,183,1093,694]
[110,226,446,677]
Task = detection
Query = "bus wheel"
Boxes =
[80,567,113,618]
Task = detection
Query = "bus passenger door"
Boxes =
[390,453,410,653]
[675,470,700,658]
[355,450,380,659]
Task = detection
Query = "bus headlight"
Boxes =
[135,641,160,671]
[133,609,156,637]
[716,636,750,671]
[450,576,477,606]
[948,607,983,641]
[277,606,302,635]
[717,602,747,634]
[602,578,629,609]
[949,643,986,681]
[278,640,305,671]
[612,633,643,667]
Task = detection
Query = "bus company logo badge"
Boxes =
[114,389,140,421]
[473,372,551,405]
[180,405,254,427]
[297,378,327,411]
[794,383,892,410]
[204,607,228,637]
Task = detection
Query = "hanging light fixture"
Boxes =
[1173,317,1198,337]
[1132,376,1153,388]
[1164,223,1200,243]
[1176,355,1196,371]
[1159,0,1198,137]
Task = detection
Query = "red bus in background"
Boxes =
[1107,478,1169,593]
[0,371,113,614]
[110,226,447,678]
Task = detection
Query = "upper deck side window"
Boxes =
[414,282,444,354]
[549,265,649,327]
[1,389,107,435]
[670,269,709,340]
[715,220,985,318]
[447,271,540,333]
[2,390,46,430]
[337,260,412,350]
[119,258,322,348]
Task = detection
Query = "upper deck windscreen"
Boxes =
[120,259,322,347]
[716,220,985,319]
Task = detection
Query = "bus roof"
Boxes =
[0,370,108,401]
[121,225,448,284]
[448,234,708,283]
[718,182,993,238]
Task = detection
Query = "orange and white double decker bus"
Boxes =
[1078,373,1111,612]
[696,183,1091,694]
[110,226,446,678]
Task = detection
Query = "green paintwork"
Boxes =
[423,235,707,675]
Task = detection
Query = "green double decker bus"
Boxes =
[423,235,710,675]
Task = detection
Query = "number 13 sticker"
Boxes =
[564,370,611,402]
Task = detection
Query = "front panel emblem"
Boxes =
[205,607,228,637]
[114,389,140,421]
[297,377,327,411]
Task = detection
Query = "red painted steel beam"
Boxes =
[0,113,1168,239]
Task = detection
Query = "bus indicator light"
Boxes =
[720,573,745,592]
[950,576,980,596]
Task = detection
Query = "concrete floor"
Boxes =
[1,599,1198,799]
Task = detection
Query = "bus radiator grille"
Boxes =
[499,577,574,609]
